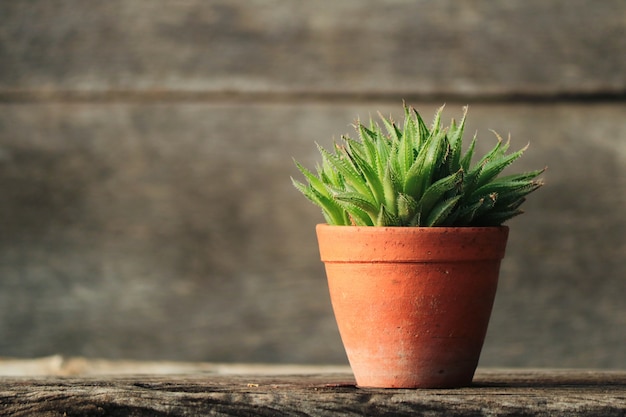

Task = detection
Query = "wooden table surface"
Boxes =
[1,357,625,416]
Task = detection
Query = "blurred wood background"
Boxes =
[0,0,624,368]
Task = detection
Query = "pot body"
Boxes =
[316,224,509,388]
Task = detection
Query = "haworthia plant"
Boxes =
[293,104,544,227]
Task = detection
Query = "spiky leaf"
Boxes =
[293,103,544,227]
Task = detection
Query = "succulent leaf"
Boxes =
[333,191,379,219]
[291,178,345,225]
[293,104,544,227]
[460,132,477,172]
[333,194,376,226]
[417,169,464,217]
[425,195,462,227]
[378,112,402,142]
[397,193,419,226]
[446,106,467,173]
[317,144,372,200]
[475,144,529,190]
[382,162,399,217]
[376,204,399,227]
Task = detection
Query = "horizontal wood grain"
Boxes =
[0,102,624,368]
[1,366,625,416]
[1,0,625,98]
[0,0,625,372]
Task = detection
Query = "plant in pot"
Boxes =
[292,103,544,389]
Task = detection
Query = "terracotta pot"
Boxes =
[316,224,509,389]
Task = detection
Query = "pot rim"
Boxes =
[316,223,508,231]
[316,223,509,262]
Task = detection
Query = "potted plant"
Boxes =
[292,103,544,388]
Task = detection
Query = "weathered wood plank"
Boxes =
[0,102,624,368]
[1,0,624,97]
[1,369,625,416]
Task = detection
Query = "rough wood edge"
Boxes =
[1,368,626,417]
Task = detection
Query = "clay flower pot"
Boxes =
[316,224,509,389]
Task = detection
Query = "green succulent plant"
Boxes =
[292,104,544,227]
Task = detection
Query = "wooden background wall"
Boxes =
[0,1,624,368]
